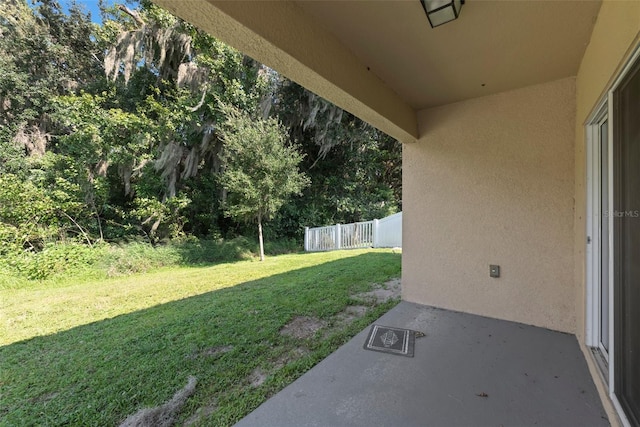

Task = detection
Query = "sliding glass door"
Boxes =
[599,119,610,358]
[588,51,640,427]
[613,55,640,427]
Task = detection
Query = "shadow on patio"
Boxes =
[235,301,609,427]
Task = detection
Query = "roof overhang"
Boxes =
[153,0,602,143]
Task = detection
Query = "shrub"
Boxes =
[8,242,104,280]
[0,236,302,285]
[264,238,302,255]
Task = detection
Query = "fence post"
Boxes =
[373,219,379,248]
[335,224,341,250]
[304,227,309,251]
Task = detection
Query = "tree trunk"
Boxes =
[257,216,265,261]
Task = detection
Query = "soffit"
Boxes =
[296,0,602,110]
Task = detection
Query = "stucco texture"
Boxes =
[403,77,576,333]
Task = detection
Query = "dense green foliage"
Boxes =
[218,105,309,260]
[0,236,292,285]
[0,250,401,426]
[0,0,402,278]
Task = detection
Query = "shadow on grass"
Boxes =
[0,252,401,427]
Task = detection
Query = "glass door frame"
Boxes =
[586,102,613,368]
[585,44,640,427]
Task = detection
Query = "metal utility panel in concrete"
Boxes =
[235,302,608,427]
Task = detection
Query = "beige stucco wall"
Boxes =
[403,77,576,333]
[573,1,640,425]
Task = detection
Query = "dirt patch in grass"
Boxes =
[183,404,217,427]
[274,347,309,368]
[279,316,327,339]
[249,347,310,388]
[249,369,268,388]
[335,305,368,325]
[119,376,197,427]
[353,278,401,304]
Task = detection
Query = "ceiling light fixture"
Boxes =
[420,0,464,28]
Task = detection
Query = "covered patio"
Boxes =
[154,1,640,425]
[236,302,608,427]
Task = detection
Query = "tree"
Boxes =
[269,79,402,224]
[0,0,99,176]
[218,106,309,260]
[0,0,402,254]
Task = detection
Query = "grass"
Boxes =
[0,249,401,426]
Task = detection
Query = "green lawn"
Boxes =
[0,249,401,426]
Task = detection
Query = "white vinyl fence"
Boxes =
[304,212,402,252]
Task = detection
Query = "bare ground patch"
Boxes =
[248,347,310,388]
[335,305,368,326]
[248,369,268,388]
[353,278,401,304]
[183,404,217,427]
[279,316,327,339]
[274,347,309,368]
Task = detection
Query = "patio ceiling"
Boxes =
[153,0,601,143]
[296,0,601,110]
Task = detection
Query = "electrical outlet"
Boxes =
[490,265,500,278]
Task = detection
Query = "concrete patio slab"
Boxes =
[235,302,609,427]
